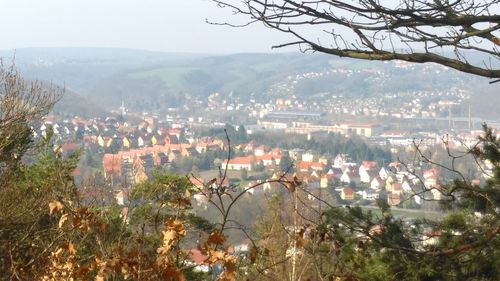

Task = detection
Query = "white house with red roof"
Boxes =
[340,170,357,184]
[359,161,378,183]
[370,176,384,190]
[340,188,354,200]
[423,168,439,189]
[254,145,267,156]
[390,183,403,195]
[242,140,257,153]
[301,151,316,162]
[297,161,325,172]
[257,153,281,166]
[270,148,283,157]
[402,180,414,193]
[221,156,254,171]
[378,166,394,180]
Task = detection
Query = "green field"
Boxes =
[359,205,443,220]
[130,66,196,90]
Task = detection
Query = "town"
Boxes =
[34,76,497,216]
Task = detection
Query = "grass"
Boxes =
[196,169,269,181]
[359,205,443,220]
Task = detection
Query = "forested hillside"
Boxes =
[1,48,497,118]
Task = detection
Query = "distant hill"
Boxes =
[0,47,201,93]
[53,90,108,118]
[0,47,496,118]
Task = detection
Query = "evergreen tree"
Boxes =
[279,152,294,174]
[236,125,248,143]
[240,168,248,180]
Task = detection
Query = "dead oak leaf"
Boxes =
[206,231,225,246]
[49,201,64,215]
[58,214,70,228]
[165,218,186,236]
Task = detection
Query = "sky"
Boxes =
[2,0,498,56]
[0,0,292,54]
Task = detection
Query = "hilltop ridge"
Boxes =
[0,47,497,118]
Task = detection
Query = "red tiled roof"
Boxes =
[423,168,439,179]
[392,183,403,191]
[256,154,281,163]
[189,177,204,188]
[190,249,207,264]
[361,161,378,169]
[342,188,354,195]
[227,156,255,165]
[270,148,282,155]
[297,161,325,170]
[103,154,121,175]
[61,142,79,152]
[255,145,267,151]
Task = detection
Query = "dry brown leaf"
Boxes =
[206,231,225,246]
[207,178,217,186]
[76,206,89,215]
[177,197,191,209]
[165,218,186,236]
[217,271,236,281]
[162,265,186,281]
[49,201,64,215]
[67,243,76,255]
[248,246,258,264]
[295,233,306,248]
[223,256,237,272]
[59,214,69,228]
[77,219,91,232]
[158,230,177,254]
[75,265,91,279]
[217,257,238,281]
[207,250,226,264]
[284,181,297,192]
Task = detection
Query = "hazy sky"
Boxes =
[0,0,292,53]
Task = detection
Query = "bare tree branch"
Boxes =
[212,0,500,79]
